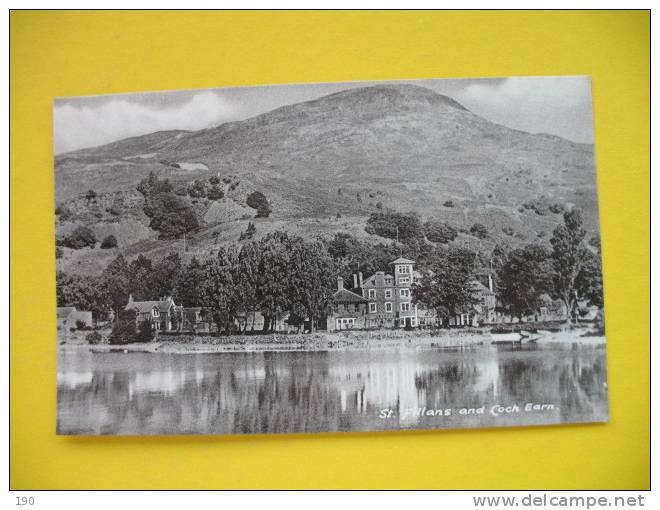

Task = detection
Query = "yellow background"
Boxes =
[10,10,650,490]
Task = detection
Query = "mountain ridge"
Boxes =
[54,83,599,275]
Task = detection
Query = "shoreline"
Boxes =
[59,328,606,354]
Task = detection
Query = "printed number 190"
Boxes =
[16,497,34,506]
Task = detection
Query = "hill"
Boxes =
[54,83,600,274]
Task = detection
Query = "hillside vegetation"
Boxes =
[54,83,600,275]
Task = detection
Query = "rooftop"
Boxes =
[333,288,368,304]
[389,257,415,265]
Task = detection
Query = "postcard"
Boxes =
[54,76,607,435]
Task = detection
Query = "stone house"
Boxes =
[124,295,183,331]
[327,277,368,331]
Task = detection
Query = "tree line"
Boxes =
[57,207,603,338]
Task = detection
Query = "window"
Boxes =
[399,277,410,284]
[369,303,377,313]
[400,288,410,298]
[401,303,410,312]
[368,289,376,299]
[385,302,392,313]
[385,278,393,285]
[398,265,411,274]
[152,308,159,317]
[384,289,392,298]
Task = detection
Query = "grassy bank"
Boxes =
[58,325,604,354]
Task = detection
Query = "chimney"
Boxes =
[359,272,363,287]
[337,276,344,291]
[353,274,358,288]
[128,294,133,305]
[488,274,494,292]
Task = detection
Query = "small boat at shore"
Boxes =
[491,332,523,343]
[491,330,542,344]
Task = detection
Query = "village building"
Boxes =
[327,257,421,330]
[327,277,368,331]
[360,257,420,328]
[57,306,93,332]
[124,295,184,331]
[327,257,500,330]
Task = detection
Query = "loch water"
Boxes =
[57,341,608,435]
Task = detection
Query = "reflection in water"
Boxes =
[57,343,608,435]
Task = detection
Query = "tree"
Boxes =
[577,242,604,308]
[61,226,97,249]
[550,208,588,322]
[497,244,554,320]
[469,223,489,239]
[287,239,337,332]
[152,252,182,299]
[365,211,423,243]
[239,222,257,241]
[57,272,109,324]
[246,191,272,218]
[413,246,478,324]
[200,248,240,334]
[233,242,262,332]
[102,255,131,322]
[174,257,206,307]
[188,179,207,198]
[100,234,118,249]
[255,232,294,332]
[424,220,457,244]
[136,171,172,198]
[146,192,201,239]
[128,254,153,300]
[108,310,137,345]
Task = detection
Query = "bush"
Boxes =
[470,223,489,239]
[86,331,103,345]
[55,246,62,259]
[375,201,383,210]
[246,191,271,218]
[424,220,457,243]
[549,203,564,214]
[188,180,207,198]
[207,185,224,200]
[109,311,137,345]
[101,234,118,249]
[85,189,97,201]
[55,204,73,221]
[209,176,220,185]
[62,226,97,249]
[443,200,455,208]
[502,226,515,236]
[136,319,154,343]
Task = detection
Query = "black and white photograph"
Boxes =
[54,76,608,436]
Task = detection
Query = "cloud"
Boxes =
[455,76,594,143]
[54,91,239,153]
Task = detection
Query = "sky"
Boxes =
[53,76,594,154]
